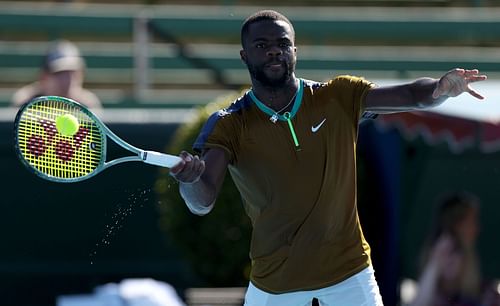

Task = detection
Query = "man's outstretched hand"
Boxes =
[432,68,487,100]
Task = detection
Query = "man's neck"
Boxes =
[251,76,299,111]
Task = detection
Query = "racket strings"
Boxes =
[17,99,104,180]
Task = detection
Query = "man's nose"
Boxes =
[266,46,282,57]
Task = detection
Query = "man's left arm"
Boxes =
[364,68,487,114]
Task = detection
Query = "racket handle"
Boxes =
[142,151,182,168]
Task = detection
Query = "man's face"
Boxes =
[241,20,297,87]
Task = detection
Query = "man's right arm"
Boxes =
[170,148,229,216]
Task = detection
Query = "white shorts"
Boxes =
[243,266,384,306]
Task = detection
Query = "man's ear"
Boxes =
[240,50,247,64]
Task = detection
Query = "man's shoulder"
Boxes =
[193,92,251,153]
[302,76,369,92]
[302,78,327,90]
[208,92,252,120]
[330,75,375,88]
[304,75,375,98]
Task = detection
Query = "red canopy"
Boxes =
[375,111,500,154]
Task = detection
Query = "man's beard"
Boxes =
[247,60,295,88]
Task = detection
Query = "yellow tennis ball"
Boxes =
[56,114,80,136]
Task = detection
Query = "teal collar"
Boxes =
[249,79,304,122]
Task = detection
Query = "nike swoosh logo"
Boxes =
[311,118,327,133]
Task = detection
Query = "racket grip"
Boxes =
[142,151,182,168]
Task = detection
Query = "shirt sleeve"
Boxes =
[327,75,376,125]
[193,107,242,164]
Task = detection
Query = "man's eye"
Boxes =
[256,43,265,48]
[280,43,291,48]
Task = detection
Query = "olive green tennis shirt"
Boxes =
[194,75,376,293]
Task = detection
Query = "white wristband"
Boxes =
[185,200,214,216]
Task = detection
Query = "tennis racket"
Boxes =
[14,96,181,183]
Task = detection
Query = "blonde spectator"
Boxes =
[12,40,101,108]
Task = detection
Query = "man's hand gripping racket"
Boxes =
[169,151,206,184]
[14,96,182,183]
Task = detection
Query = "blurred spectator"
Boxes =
[11,40,101,108]
[57,278,185,306]
[410,191,499,306]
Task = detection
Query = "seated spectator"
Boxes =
[12,40,101,108]
[411,191,499,306]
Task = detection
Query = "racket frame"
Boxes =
[14,96,181,183]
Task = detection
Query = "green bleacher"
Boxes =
[1,2,499,108]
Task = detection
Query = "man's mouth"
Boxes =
[266,62,285,70]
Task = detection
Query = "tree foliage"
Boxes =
[155,92,252,287]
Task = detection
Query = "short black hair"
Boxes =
[240,10,295,47]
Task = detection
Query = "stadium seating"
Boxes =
[1,2,499,108]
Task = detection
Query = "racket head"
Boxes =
[14,96,107,183]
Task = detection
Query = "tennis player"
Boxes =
[170,10,487,306]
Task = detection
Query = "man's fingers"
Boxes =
[170,151,190,175]
[179,150,193,161]
[462,69,487,83]
[434,68,487,100]
[432,87,441,99]
[464,69,479,76]
[194,159,206,179]
[464,69,486,99]
[467,75,488,83]
[468,88,484,100]
[170,159,186,175]
[450,68,465,76]
[170,152,205,183]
